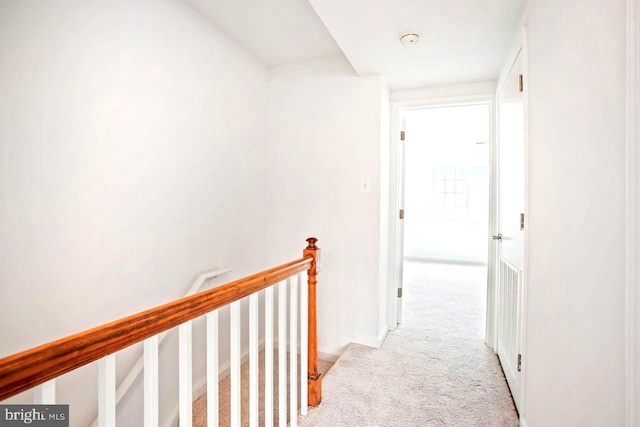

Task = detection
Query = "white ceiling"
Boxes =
[186,0,527,89]
[184,0,342,67]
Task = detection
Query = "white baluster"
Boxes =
[249,293,259,427]
[265,286,274,427]
[300,272,309,415]
[98,354,116,427]
[230,300,241,427]
[144,335,159,427]
[290,275,298,427]
[278,280,288,427]
[34,380,55,404]
[207,310,219,427]
[179,322,193,427]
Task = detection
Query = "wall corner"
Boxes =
[627,0,640,425]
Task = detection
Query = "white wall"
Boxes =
[266,55,387,355]
[523,0,627,425]
[0,1,268,425]
[378,88,391,343]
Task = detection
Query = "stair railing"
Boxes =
[87,267,232,427]
[0,237,322,427]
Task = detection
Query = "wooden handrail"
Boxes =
[0,241,319,401]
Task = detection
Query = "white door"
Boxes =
[396,117,406,324]
[496,48,525,411]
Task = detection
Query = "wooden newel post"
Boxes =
[304,237,322,407]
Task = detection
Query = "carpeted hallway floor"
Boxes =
[298,261,519,426]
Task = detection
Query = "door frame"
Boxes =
[387,90,496,331]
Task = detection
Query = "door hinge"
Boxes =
[520,213,525,231]
[517,354,522,372]
[399,209,405,219]
[518,74,524,92]
[397,288,403,298]
[400,130,405,141]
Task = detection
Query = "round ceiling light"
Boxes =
[400,33,420,47]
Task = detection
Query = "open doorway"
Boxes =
[397,103,491,335]
[403,104,490,265]
[382,101,518,423]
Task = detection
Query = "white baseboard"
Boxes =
[351,332,388,349]
[404,256,488,267]
[519,415,528,427]
[377,326,389,347]
[273,338,341,362]
[318,349,342,363]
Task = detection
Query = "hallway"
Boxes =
[384,261,517,423]
[384,261,489,356]
[300,261,518,426]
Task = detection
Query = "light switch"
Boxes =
[360,177,372,193]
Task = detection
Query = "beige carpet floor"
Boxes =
[297,261,519,427]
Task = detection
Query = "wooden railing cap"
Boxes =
[305,237,318,249]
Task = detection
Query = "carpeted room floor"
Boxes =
[298,261,519,427]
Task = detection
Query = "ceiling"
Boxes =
[185,0,342,67]
[186,0,527,90]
